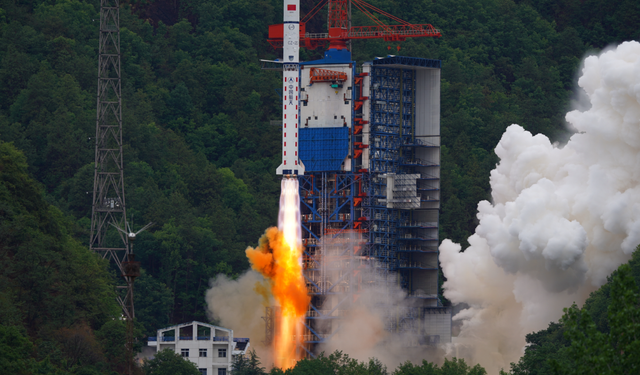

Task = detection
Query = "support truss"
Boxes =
[89,0,135,321]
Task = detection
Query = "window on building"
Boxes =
[218,348,227,358]
[199,348,207,357]
[181,348,189,357]
[217,369,226,375]
[199,369,207,375]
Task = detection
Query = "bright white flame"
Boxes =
[279,178,302,255]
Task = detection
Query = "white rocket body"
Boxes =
[276,0,305,176]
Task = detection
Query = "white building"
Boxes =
[148,321,250,375]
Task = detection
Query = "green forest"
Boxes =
[1,0,640,373]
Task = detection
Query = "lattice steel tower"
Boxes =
[89,0,139,323]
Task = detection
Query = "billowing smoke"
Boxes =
[441,41,640,372]
[313,231,445,369]
[205,271,274,364]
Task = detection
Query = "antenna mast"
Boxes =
[90,1,140,372]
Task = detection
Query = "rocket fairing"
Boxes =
[276,0,305,177]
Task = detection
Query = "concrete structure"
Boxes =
[148,322,250,375]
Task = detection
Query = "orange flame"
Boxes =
[245,178,309,369]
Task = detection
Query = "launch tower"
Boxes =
[265,0,451,356]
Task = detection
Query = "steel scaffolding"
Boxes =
[364,61,446,336]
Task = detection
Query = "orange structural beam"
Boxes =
[309,67,348,84]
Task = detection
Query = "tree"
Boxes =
[96,320,129,373]
[0,325,33,375]
[142,348,201,375]
[233,349,267,375]
[551,263,640,375]
[135,269,174,336]
[394,358,486,375]
[508,323,568,375]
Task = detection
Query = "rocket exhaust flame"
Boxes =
[246,177,309,369]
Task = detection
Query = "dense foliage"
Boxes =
[1,0,640,372]
[0,140,126,373]
[233,350,486,375]
[142,349,200,375]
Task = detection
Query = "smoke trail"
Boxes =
[441,41,640,372]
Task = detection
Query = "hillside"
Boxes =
[0,140,129,373]
[1,0,640,372]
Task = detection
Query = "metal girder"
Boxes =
[300,171,366,351]
[267,0,440,50]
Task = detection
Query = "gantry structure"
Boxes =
[264,0,451,357]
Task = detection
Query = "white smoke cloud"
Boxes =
[205,271,274,365]
[441,41,640,372]
[313,232,446,370]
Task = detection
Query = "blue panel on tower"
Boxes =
[299,127,349,172]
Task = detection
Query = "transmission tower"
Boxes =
[90,2,141,372]
[89,4,142,370]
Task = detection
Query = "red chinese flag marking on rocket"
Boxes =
[288,4,296,10]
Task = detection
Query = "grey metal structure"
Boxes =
[89,0,137,321]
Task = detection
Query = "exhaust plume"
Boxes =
[206,179,309,370]
[245,178,309,369]
[441,41,640,372]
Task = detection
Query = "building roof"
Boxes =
[367,55,442,70]
[156,321,231,333]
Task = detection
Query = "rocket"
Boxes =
[276,0,305,176]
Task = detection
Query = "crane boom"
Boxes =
[268,0,441,50]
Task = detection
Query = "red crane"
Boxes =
[268,0,441,51]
